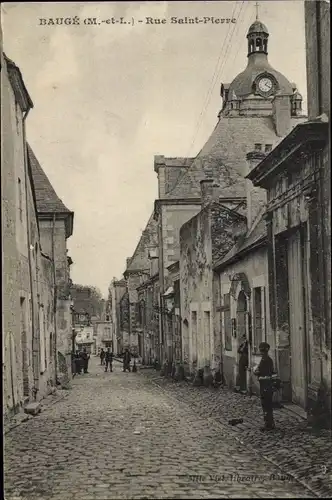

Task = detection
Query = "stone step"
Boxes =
[24,402,42,416]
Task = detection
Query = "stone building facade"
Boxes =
[109,278,127,354]
[122,213,158,357]
[137,272,160,365]
[2,49,73,419]
[180,181,247,379]
[245,0,331,423]
[175,17,305,387]
[28,146,74,384]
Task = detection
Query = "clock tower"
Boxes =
[220,14,303,128]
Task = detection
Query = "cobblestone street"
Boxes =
[4,357,323,500]
[141,369,332,498]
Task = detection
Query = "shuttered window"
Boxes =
[222,294,232,351]
[253,287,266,351]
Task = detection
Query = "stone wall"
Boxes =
[305,0,330,120]
[160,204,201,278]
[217,247,269,395]
[2,52,21,418]
[2,52,56,417]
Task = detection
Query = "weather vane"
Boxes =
[255,1,260,20]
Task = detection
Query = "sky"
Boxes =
[2,1,307,297]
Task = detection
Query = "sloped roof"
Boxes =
[28,144,72,214]
[4,54,33,112]
[214,215,267,270]
[125,212,158,273]
[166,116,285,200]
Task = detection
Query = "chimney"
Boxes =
[245,151,267,229]
[154,155,166,198]
[200,178,221,208]
[272,93,291,137]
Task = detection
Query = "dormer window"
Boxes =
[255,143,262,151]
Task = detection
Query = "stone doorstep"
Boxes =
[24,401,42,416]
[281,402,307,421]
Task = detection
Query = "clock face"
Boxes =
[258,77,273,93]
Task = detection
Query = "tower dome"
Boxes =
[247,20,269,35]
[227,17,293,101]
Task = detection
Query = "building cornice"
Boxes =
[37,211,74,239]
[136,272,159,291]
[247,120,329,188]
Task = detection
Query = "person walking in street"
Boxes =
[81,348,90,374]
[236,334,248,394]
[74,351,83,375]
[100,348,105,366]
[105,348,113,372]
[123,348,131,372]
[254,342,277,432]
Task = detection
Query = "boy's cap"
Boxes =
[259,342,270,351]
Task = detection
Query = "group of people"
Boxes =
[99,348,132,373]
[236,334,281,432]
[72,348,90,376]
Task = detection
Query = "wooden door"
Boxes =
[191,311,198,365]
[20,297,29,397]
[287,230,307,407]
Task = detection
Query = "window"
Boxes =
[223,294,232,351]
[253,287,265,351]
[50,333,53,359]
[254,144,262,151]
[39,304,46,374]
[204,311,211,359]
[18,178,23,222]
[265,144,272,153]
[191,311,198,362]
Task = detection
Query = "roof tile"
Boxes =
[28,144,72,214]
[166,116,302,200]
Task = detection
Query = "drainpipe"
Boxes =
[316,1,323,116]
[9,333,16,413]
[23,108,39,399]
[52,213,58,383]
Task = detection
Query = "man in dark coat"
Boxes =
[237,335,249,393]
[123,349,131,372]
[254,342,276,431]
[81,348,90,374]
[74,350,83,374]
[105,348,113,372]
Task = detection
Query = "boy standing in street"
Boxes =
[254,342,276,431]
[123,348,131,372]
[105,348,113,372]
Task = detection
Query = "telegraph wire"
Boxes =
[227,1,251,71]
[184,1,247,160]
[184,1,241,158]
[211,1,246,103]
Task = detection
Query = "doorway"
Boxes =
[236,291,248,392]
[287,229,308,408]
[20,297,29,397]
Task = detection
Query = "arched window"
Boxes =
[256,37,262,50]
[236,291,247,340]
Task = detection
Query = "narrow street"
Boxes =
[5,357,314,500]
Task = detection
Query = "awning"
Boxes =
[163,286,174,297]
